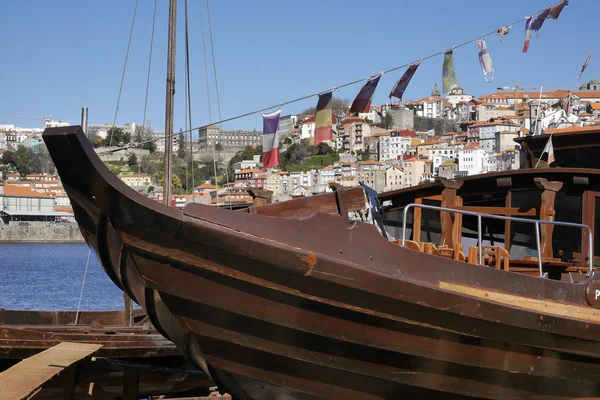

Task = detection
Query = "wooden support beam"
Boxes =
[62,366,77,400]
[439,178,464,249]
[122,366,139,400]
[413,197,422,242]
[0,342,102,400]
[535,178,564,259]
[77,380,117,400]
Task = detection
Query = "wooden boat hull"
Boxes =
[44,126,600,399]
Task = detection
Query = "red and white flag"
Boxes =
[261,109,281,168]
[522,16,533,53]
[350,73,382,114]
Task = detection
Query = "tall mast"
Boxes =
[163,0,177,205]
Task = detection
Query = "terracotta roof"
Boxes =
[3,185,52,197]
[55,206,73,213]
[461,143,483,151]
[236,168,262,174]
[546,125,600,135]
[500,130,517,134]
[397,129,416,138]
[590,102,600,110]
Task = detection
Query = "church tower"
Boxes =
[431,82,441,97]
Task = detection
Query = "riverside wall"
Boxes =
[0,222,84,243]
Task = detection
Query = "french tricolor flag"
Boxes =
[262,110,281,169]
[522,16,532,53]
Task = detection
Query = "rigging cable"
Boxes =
[206,0,229,186]
[74,249,92,325]
[141,0,158,178]
[184,0,194,192]
[99,0,564,154]
[109,0,139,147]
[199,0,219,190]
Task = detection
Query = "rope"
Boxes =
[99,0,564,155]
[74,248,92,325]
[140,0,158,178]
[184,0,194,192]
[199,0,219,188]
[109,0,139,147]
[141,0,158,152]
[206,0,228,187]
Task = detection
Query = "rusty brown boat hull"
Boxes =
[44,126,600,399]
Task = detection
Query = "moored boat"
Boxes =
[43,124,600,399]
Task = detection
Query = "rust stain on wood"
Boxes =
[301,251,318,276]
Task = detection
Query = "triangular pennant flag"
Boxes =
[442,50,458,94]
[315,91,333,145]
[476,39,494,82]
[497,25,511,41]
[548,0,568,19]
[350,73,382,114]
[578,45,595,82]
[531,7,551,33]
[389,62,420,101]
[542,135,555,165]
[261,109,281,168]
[522,16,533,53]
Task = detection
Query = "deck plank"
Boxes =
[0,341,102,400]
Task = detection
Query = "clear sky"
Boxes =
[1,0,597,132]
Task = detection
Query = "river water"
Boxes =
[0,243,126,311]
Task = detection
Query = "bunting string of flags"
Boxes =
[314,91,334,145]
[497,26,511,41]
[442,50,459,94]
[261,109,281,169]
[476,39,494,83]
[522,16,533,53]
[350,73,382,114]
[122,0,570,163]
[389,62,420,101]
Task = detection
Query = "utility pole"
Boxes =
[163,0,177,206]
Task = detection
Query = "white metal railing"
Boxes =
[400,203,593,277]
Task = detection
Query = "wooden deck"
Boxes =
[0,342,102,400]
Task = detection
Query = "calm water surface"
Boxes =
[0,243,126,310]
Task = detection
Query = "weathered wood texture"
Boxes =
[0,342,101,400]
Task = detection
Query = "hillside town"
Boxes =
[2,80,600,223]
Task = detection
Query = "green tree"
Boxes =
[317,142,335,155]
[14,145,34,176]
[177,129,187,160]
[147,185,155,194]
[2,149,16,167]
[127,153,138,168]
[103,127,131,147]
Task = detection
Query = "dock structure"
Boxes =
[0,341,231,400]
[0,342,102,400]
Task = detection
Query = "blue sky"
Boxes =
[0,0,597,132]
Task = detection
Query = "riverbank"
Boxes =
[0,222,84,243]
